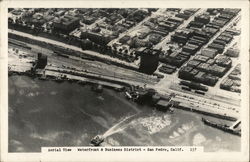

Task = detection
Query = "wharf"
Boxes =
[175,101,238,121]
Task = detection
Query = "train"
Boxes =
[179,80,208,92]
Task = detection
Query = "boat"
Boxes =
[201,117,241,136]
[38,76,47,80]
[125,91,132,99]
[55,77,64,83]
[91,84,103,93]
[90,135,104,146]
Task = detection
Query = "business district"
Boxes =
[8,8,242,146]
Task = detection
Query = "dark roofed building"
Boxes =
[156,100,171,111]
[53,15,80,34]
[36,53,47,69]
[139,48,160,75]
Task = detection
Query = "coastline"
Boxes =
[8,69,126,92]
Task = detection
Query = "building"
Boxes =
[215,55,232,68]
[220,78,234,90]
[204,74,218,86]
[187,60,201,68]
[209,64,227,77]
[201,48,218,58]
[156,100,171,111]
[182,44,199,55]
[225,48,240,57]
[36,53,47,69]
[178,66,194,79]
[81,31,113,45]
[208,43,225,53]
[139,48,160,75]
[197,63,210,72]
[193,55,209,62]
[194,14,210,24]
[53,15,80,34]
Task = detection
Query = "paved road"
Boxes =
[9,29,137,68]
[154,8,205,50]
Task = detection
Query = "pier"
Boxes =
[229,119,241,129]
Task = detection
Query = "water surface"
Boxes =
[9,76,241,152]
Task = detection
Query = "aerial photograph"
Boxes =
[8,8,241,152]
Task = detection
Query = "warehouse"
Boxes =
[189,68,199,77]
[188,39,204,47]
[204,74,218,86]
[171,34,188,44]
[178,66,194,79]
[53,15,80,34]
[208,43,225,53]
[224,48,240,57]
[218,13,234,20]
[187,60,201,67]
[202,27,219,36]
[206,59,215,65]
[193,30,208,39]
[170,56,188,67]
[168,17,184,24]
[194,14,210,24]
[179,51,192,57]
[206,23,220,30]
[215,55,232,68]
[176,13,190,20]
[217,35,233,44]
[182,44,199,55]
[188,21,204,28]
[221,8,240,16]
[213,39,227,46]
[197,63,210,72]
[209,64,227,77]
[220,78,234,90]
[156,100,171,111]
[178,53,191,59]
[201,48,218,58]
[193,55,209,62]
[159,23,176,32]
[175,29,194,38]
[193,35,208,42]
[194,71,206,83]
[225,28,240,35]
[159,65,176,74]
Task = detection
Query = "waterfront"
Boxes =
[9,76,240,152]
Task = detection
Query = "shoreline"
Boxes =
[8,70,126,92]
[8,70,238,122]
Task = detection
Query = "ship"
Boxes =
[201,117,241,136]
[90,135,104,146]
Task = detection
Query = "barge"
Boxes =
[202,117,241,136]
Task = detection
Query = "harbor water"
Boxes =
[9,76,240,152]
